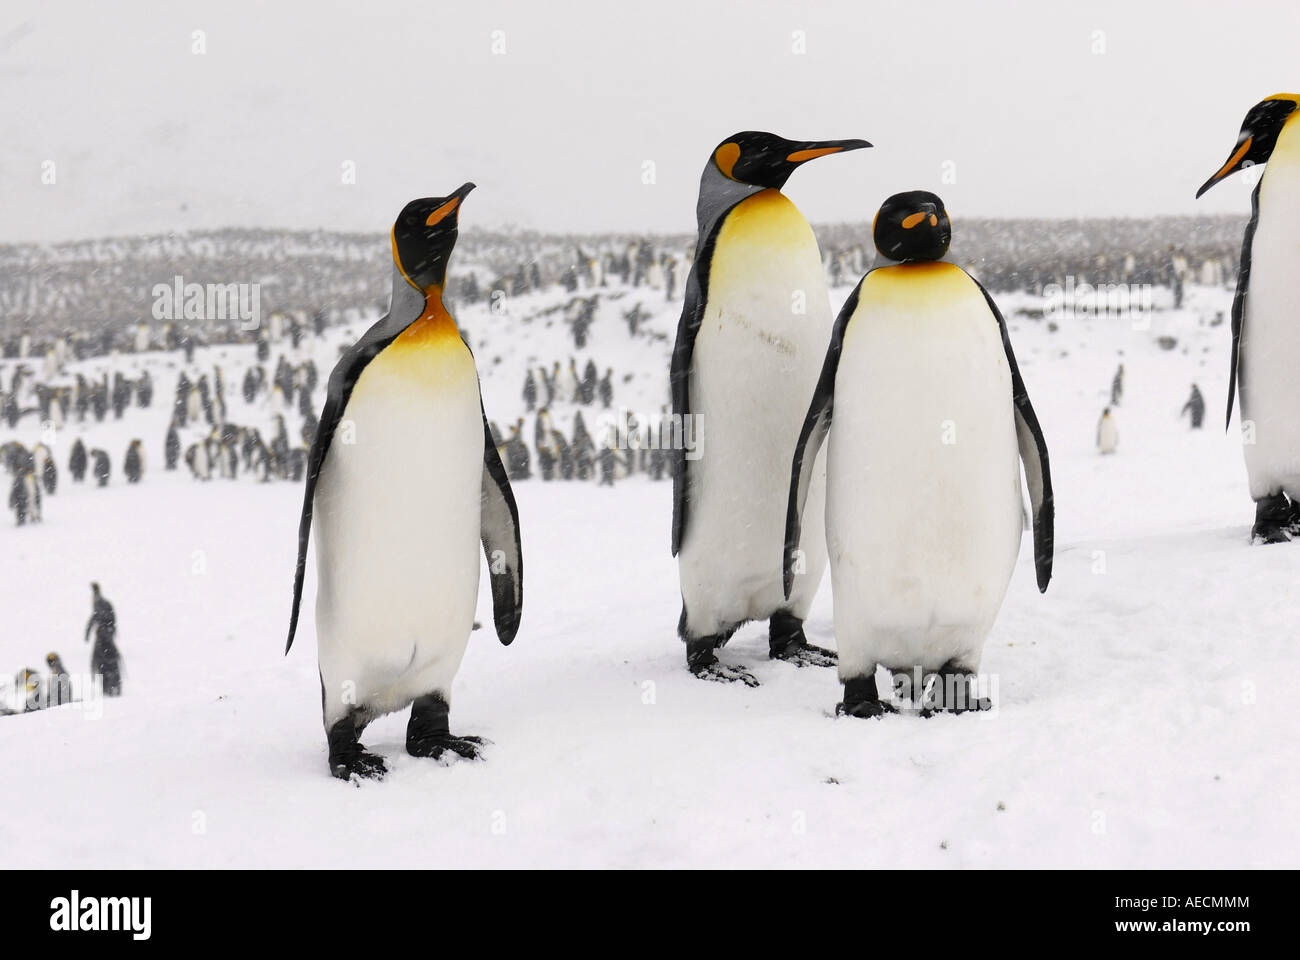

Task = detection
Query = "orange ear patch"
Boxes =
[786,146,842,163]
[425,197,461,227]
[901,212,926,229]
[715,142,741,179]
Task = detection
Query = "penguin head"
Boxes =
[710,132,871,189]
[873,191,952,263]
[1197,94,1300,197]
[391,182,476,292]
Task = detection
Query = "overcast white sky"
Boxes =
[2,0,1296,243]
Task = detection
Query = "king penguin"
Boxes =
[1196,93,1300,543]
[285,183,524,782]
[671,131,871,685]
[785,191,1053,717]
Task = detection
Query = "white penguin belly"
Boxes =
[1098,417,1119,454]
[313,333,483,725]
[826,264,1022,678]
[679,189,831,636]
[1241,123,1300,500]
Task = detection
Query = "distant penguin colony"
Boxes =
[1197,93,1300,543]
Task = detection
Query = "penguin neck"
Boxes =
[695,162,764,242]
[393,283,461,349]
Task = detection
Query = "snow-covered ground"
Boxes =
[3,280,1297,868]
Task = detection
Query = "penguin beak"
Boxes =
[1196,134,1253,198]
[424,182,476,228]
[785,138,872,163]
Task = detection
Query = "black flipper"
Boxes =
[285,314,408,653]
[1226,178,1262,431]
[478,395,523,645]
[783,277,866,599]
[973,278,1054,593]
[670,250,710,557]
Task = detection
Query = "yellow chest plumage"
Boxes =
[1268,111,1300,169]
[857,261,980,311]
[356,294,477,397]
[710,189,818,285]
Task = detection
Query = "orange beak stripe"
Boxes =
[425,197,461,227]
[901,212,927,229]
[1211,136,1253,184]
[786,146,843,163]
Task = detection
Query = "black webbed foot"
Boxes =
[327,712,386,782]
[919,662,993,716]
[330,749,388,782]
[408,734,488,762]
[1253,493,1292,544]
[769,612,837,667]
[686,637,759,687]
[406,693,490,762]
[837,674,896,719]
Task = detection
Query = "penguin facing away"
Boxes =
[785,191,1053,718]
[90,449,110,487]
[1196,93,1300,543]
[69,438,87,482]
[671,131,871,686]
[85,582,123,697]
[286,184,523,782]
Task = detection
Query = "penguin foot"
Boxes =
[771,642,838,668]
[330,749,387,783]
[327,713,387,782]
[407,734,488,763]
[405,693,489,762]
[836,699,896,719]
[837,675,895,719]
[685,636,759,687]
[691,659,760,687]
[768,612,837,667]
[1252,525,1291,545]
[919,666,992,716]
[1252,494,1293,544]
